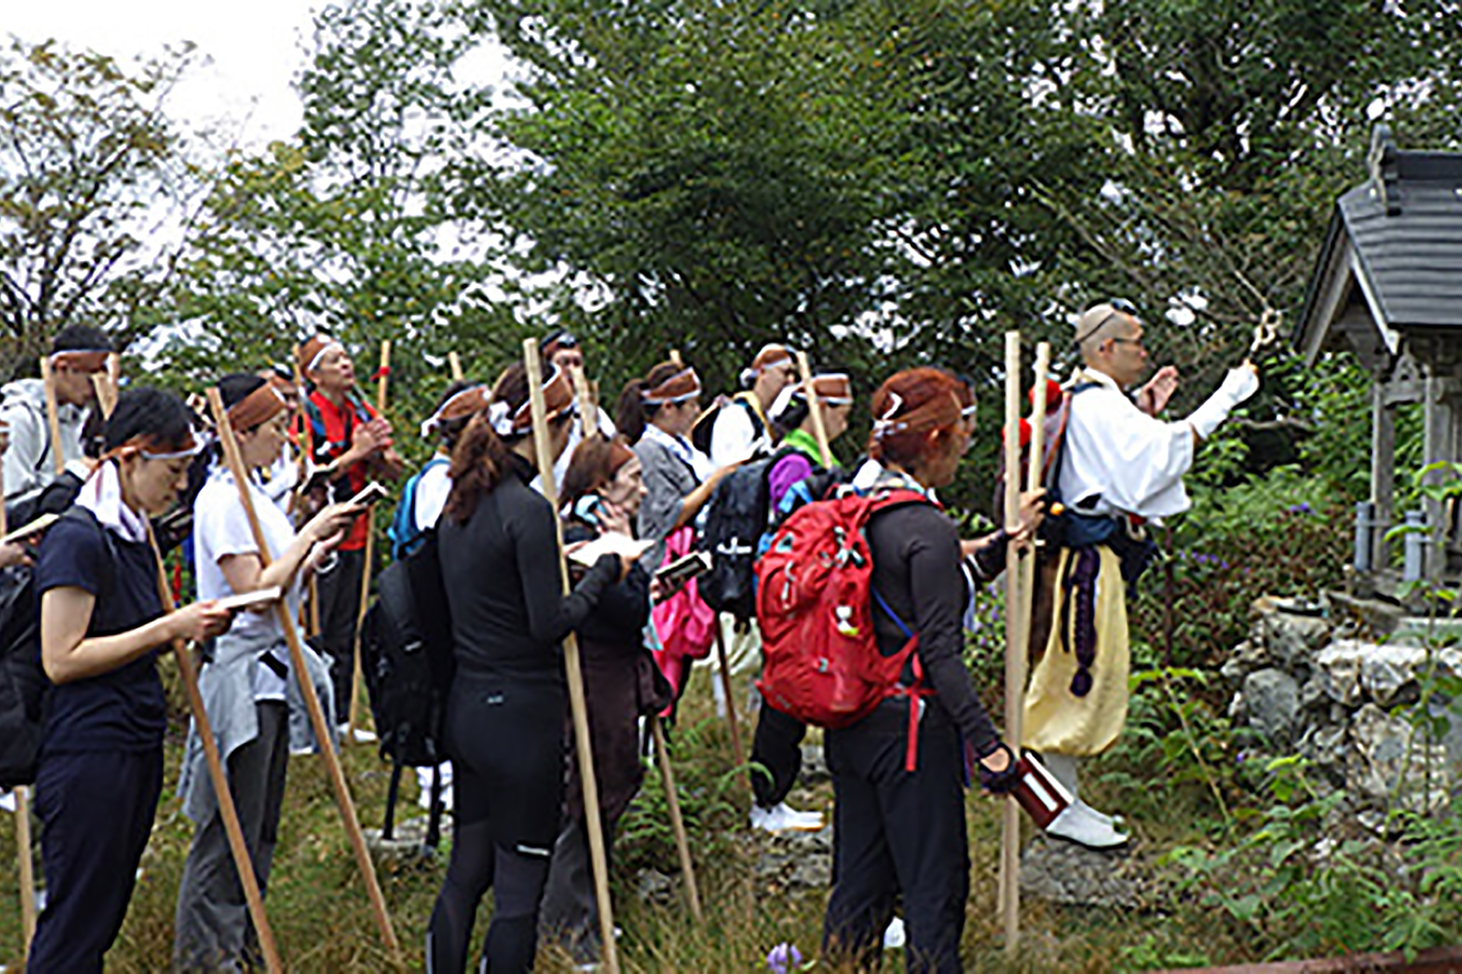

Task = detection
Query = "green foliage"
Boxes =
[0,38,199,377]
[1170,760,1462,961]
[156,0,511,457]
[616,716,745,875]
[1129,464,1350,669]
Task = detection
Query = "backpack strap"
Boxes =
[871,575,935,773]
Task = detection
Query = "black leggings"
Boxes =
[427,675,565,974]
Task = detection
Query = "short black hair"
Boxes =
[52,324,113,354]
[104,387,194,454]
[218,373,268,411]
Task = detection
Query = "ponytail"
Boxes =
[615,361,685,443]
[444,412,510,524]
[616,379,651,444]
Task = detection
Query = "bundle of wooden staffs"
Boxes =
[999,334,1052,956]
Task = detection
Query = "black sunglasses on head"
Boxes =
[1074,298,1140,346]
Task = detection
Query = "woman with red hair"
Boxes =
[821,368,1019,974]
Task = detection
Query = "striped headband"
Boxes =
[641,367,701,406]
[421,385,490,438]
[50,348,111,371]
[227,384,288,431]
[487,366,576,437]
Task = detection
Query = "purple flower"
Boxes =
[767,943,803,974]
[1287,502,1312,515]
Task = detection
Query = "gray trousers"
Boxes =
[174,701,289,972]
[539,817,615,965]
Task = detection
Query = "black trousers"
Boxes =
[314,546,365,717]
[28,747,164,974]
[823,704,970,974]
[750,698,806,809]
[427,674,565,974]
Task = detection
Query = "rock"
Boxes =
[1348,703,1451,812]
[799,744,831,785]
[1018,835,1145,910]
[1252,610,1331,668]
[1299,674,1329,711]
[1222,639,1271,681]
[1314,640,1370,706]
[1358,643,1425,707]
[635,868,676,907]
[365,814,449,861]
[754,823,833,892]
[1242,669,1300,746]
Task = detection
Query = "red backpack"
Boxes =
[755,488,935,769]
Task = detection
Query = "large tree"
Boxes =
[159,0,506,434]
[0,38,198,377]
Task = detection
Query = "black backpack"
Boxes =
[698,446,797,621]
[359,529,455,851]
[0,507,116,788]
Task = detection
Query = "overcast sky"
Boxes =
[7,0,325,148]
[7,0,513,151]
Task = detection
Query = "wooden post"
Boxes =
[1000,331,1024,955]
[793,351,833,467]
[347,340,391,739]
[39,357,65,478]
[205,388,401,958]
[448,351,464,382]
[0,465,36,960]
[145,528,283,974]
[651,716,703,923]
[523,339,621,974]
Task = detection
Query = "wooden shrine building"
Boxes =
[1295,126,1462,595]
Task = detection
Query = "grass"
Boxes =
[1,667,1250,973]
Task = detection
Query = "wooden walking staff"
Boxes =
[347,339,391,739]
[999,331,1026,953]
[0,461,37,960]
[574,364,704,923]
[145,526,284,974]
[651,716,704,922]
[1017,342,1052,626]
[448,351,464,382]
[794,351,833,467]
[291,361,323,639]
[523,339,622,974]
[204,388,402,958]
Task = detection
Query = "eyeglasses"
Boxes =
[1073,298,1139,347]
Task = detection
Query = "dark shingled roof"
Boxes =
[1296,131,1462,362]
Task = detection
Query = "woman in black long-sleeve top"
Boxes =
[821,368,1021,974]
[540,432,671,965]
[427,363,630,974]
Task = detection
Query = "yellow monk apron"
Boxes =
[1022,545,1130,756]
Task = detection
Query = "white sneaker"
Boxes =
[1075,798,1125,830]
[1045,803,1129,849]
[750,802,824,833]
[337,723,378,743]
[882,916,906,950]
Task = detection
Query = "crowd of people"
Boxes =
[0,305,1259,972]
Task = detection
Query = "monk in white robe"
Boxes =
[1025,301,1258,848]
